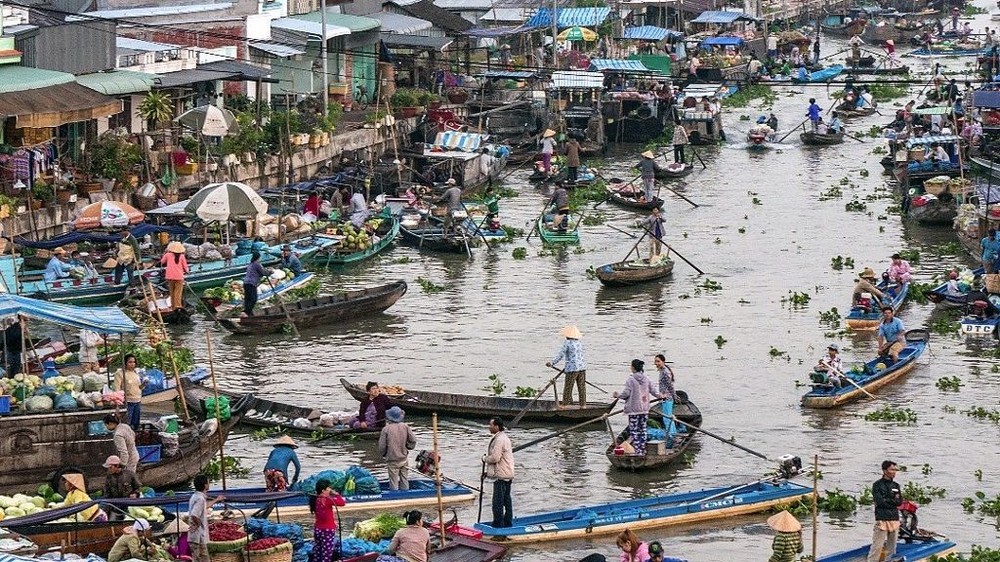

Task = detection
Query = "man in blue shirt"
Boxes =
[280,245,303,277]
[547,325,586,407]
[806,98,822,132]
[877,306,906,363]
[829,112,844,134]
[981,228,1000,272]
[43,247,74,282]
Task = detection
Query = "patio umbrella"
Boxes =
[175,105,239,137]
[557,27,597,41]
[73,201,145,230]
[184,182,267,223]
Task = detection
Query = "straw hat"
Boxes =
[157,517,189,536]
[62,472,86,491]
[560,325,582,339]
[166,241,185,254]
[103,455,123,468]
[886,39,895,46]
[766,510,802,533]
[53,247,66,255]
[543,129,556,138]
[103,258,118,269]
[385,406,405,423]
[446,178,457,186]
[860,267,876,280]
[641,150,655,159]
[274,435,298,448]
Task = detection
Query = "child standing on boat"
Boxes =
[613,359,659,456]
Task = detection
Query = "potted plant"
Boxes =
[391,88,418,118]
[31,180,54,208]
[138,91,173,131]
[426,91,442,109]
[87,133,143,191]
[0,193,16,219]
[446,87,469,104]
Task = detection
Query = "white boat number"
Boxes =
[701,497,745,510]
[961,324,996,335]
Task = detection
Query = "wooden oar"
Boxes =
[661,185,699,208]
[593,174,642,209]
[827,365,886,401]
[524,202,549,242]
[498,154,536,182]
[461,202,491,247]
[671,417,771,461]
[689,145,707,169]
[778,118,810,143]
[510,368,565,428]
[546,364,609,394]
[513,397,659,453]
[637,225,705,275]
[621,227,650,262]
[842,130,866,143]
[477,460,486,523]
[265,276,300,337]
[607,223,638,239]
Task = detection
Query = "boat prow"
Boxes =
[816,538,955,562]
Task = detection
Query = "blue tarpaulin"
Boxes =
[525,7,611,29]
[588,59,657,73]
[690,10,756,24]
[973,86,1000,109]
[621,26,682,41]
[0,293,139,334]
[701,36,745,47]
[14,223,190,250]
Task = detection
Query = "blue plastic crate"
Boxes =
[0,395,9,414]
[137,444,161,464]
[87,420,110,436]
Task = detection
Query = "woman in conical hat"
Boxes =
[766,510,803,562]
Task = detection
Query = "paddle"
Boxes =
[670,417,771,461]
[498,154,536,182]
[661,185,699,208]
[266,276,300,337]
[477,460,486,523]
[547,364,609,394]
[513,397,659,453]
[638,225,705,275]
[778,118,810,143]
[594,174,642,209]
[510,368,565,428]
[689,145,708,169]
[524,202,549,242]
[827,365,887,402]
[621,226,651,263]
[842,129,866,143]
[461,202,491,247]
[607,223,638,239]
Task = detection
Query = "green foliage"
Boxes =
[513,386,537,397]
[782,291,811,308]
[845,198,867,212]
[512,247,528,260]
[283,279,321,301]
[390,88,419,109]
[818,488,858,513]
[932,545,1000,561]
[830,256,854,270]
[714,335,727,348]
[415,277,445,293]
[700,278,723,291]
[819,307,841,325]
[88,133,143,186]
[908,282,936,305]
[964,406,1000,423]
[858,486,873,505]
[204,455,250,481]
[863,405,917,424]
[106,342,195,375]
[935,376,963,392]
[867,83,909,102]
[138,91,173,129]
[898,249,920,263]
[581,213,606,226]
[820,186,843,200]
[902,481,946,504]
[722,85,776,108]
[483,373,505,396]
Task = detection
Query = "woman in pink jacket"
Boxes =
[160,241,190,310]
[616,529,650,562]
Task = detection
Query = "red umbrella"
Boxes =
[73,201,145,230]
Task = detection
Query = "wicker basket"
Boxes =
[986,274,1000,294]
[248,542,293,562]
[211,551,246,562]
[923,177,949,196]
[208,536,250,554]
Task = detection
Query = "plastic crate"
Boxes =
[137,444,161,464]
[87,420,110,436]
[428,522,483,539]
[0,395,9,414]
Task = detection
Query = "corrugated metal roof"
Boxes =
[621,25,681,41]
[249,41,305,58]
[380,32,451,50]
[689,10,755,23]
[368,11,431,34]
[289,11,381,32]
[395,0,472,32]
[525,7,610,28]
[550,70,603,89]
[0,81,121,127]
[200,60,273,80]
[479,70,536,79]
[71,3,233,19]
[480,7,529,22]
[76,70,158,95]
[154,68,237,88]
[433,0,494,10]
[905,135,962,148]
[3,24,38,34]
[271,17,353,39]
[0,65,74,94]
[116,37,179,53]
[588,59,657,73]
[463,26,525,37]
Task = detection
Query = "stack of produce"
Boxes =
[330,219,382,254]
[0,484,166,524]
[291,466,381,496]
[208,521,250,553]
[247,518,305,562]
[352,513,404,542]
[203,268,298,304]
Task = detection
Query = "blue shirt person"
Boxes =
[876,307,906,362]
[806,98,822,131]
[547,326,587,407]
[981,229,1000,272]
[43,248,74,282]
[263,435,301,491]
[280,246,303,277]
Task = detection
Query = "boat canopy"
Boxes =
[588,59,658,74]
[700,36,744,48]
[524,7,611,29]
[478,70,537,79]
[621,26,682,41]
[550,70,604,90]
[690,10,756,24]
[905,134,961,148]
[911,105,952,115]
[972,84,1000,109]
[14,223,189,250]
[0,292,139,334]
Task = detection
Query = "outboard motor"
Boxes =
[778,455,803,479]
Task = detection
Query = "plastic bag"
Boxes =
[53,392,77,410]
[246,518,304,550]
[202,396,230,421]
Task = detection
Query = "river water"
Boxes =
[163,22,1000,562]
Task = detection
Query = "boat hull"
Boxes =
[307,217,400,266]
[845,282,908,331]
[605,185,664,211]
[605,398,702,471]
[800,132,844,145]
[596,259,674,287]
[817,539,955,562]
[537,215,580,245]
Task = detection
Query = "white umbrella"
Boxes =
[175,105,239,137]
[184,182,267,223]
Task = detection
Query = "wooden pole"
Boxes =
[432,413,447,547]
[205,331,227,490]
[811,453,819,562]
[145,279,190,422]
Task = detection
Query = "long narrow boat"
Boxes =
[925,267,982,308]
[605,395,702,471]
[473,479,812,543]
[307,214,400,266]
[908,45,988,58]
[596,257,674,287]
[654,161,693,180]
[341,378,613,423]
[817,538,956,562]
[845,281,908,330]
[217,280,406,334]
[201,272,317,314]
[843,65,910,75]
[792,64,844,83]
[537,214,581,245]
[801,329,929,409]
[398,217,479,254]
[836,105,877,119]
[604,184,664,211]
[183,382,381,440]
[801,131,845,145]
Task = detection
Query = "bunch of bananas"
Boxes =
[381,385,405,396]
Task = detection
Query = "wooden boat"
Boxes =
[845,65,911,75]
[595,257,674,287]
[792,64,844,83]
[800,131,844,145]
[473,479,813,543]
[836,104,877,119]
[537,214,580,245]
[821,15,866,37]
[925,269,980,308]
[217,280,407,335]
[604,184,663,211]
[747,130,774,149]
[0,403,245,495]
[340,378,614,423]
[960,313,1000,337]
[429,534,507,562]
[398,213,480,254]
[183,382,381,440]
[307,214,400,266]
[201,272,317,314]
[905,193,958,225]
[817,538,955,562]
[908,45,988,58]
[654,161,693,180]
[845,281,908,330]
[801,329,929,408]
[605,394,702,471]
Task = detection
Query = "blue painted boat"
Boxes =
[801,329,929,408]
[845,281,908,331]
[473,479,812,543]
[926,267,983,309]
[960,315,1000,337]
[816,538,956,562]
[792,64,844,83]
[159,479,476,516]
[908,45,988,58]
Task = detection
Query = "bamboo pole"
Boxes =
[811,453,819,562]
[206,331,227,490]
[432,413,446,547]
[144,278,190,422]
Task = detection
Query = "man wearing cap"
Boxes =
[814,344,846,388]
[868,460,903,562]
[43,247,74,282]
[888,253,913,285]
[437,179,463,234]
[108,518,153,562]
[877,306,906,363]
[547,326,586,407]
[766,510,803,562]
[115,230,141,285]
[103,455,142,501]
[853,267,885,305]
[378,406,417,490]
[280,245,303,277]
[638,151,656,202]
[263,435,301,492]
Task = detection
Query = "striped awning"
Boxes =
[690,10,756,23]
[550,70,604,89]
[431,131,487,152]
[0,292,139,334]
[621,25,681,41]
[905,135,962,148]
[525,7,611,29]
[588,59,656,73]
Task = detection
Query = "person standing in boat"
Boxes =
[766,510,803,562]
[189,475,225,562]
[264,435,301,491]
[613,359,659,456]
[104,413,139,472]
[539,129,557,176]
[78,327,103,374]
[671,124,689,165]
[113,355,144,430]
[564,136,581,183]
[483,417,514,528]
[349,189,370,229]
[848,34,864,62]
[653,354,677,439]
[867,460,903,562]
[981,228,1000,272]
[483,186,501,227]
[114,230,142,285]
[806,98,822,132]
[310,478,346,562]
[638,151,656,202]
[548,182,570,233]
[160,241,189,311]
[355,381,391,429]
[877,306,906,364]
[642,207,666,259]
[437,178,463,234]
[547,325,586,407]
[242,252,272,317]
[379,406,416,490]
